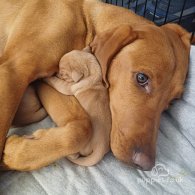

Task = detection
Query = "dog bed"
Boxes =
[0,46,195,195]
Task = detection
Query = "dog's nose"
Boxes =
[132,151,154,171]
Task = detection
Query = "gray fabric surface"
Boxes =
[0,46,195,195]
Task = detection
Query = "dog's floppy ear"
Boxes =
[90,25,137,88]
[162,23,191,49]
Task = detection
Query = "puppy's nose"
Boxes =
[132,151,154,171]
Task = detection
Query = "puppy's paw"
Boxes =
[43,77,58,86]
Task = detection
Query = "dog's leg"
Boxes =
[0,0,88,160]
[12,85,47,127]
[0,50,59,159]
[0,27,71,159]
[0,57,30,159]
[1,83,92,171]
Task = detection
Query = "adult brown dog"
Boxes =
[0,0,191,171]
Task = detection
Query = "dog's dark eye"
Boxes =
[136,73,148,86]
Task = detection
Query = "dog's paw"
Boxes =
[2,135,27,170]
[2,129,52,171]
[4,135,23,149]
[2,133,45,171]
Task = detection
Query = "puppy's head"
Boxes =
[58,47,102,93]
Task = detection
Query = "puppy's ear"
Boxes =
[82,46,91,53]
[72,70,84,82]
[90,25,137,88]
[162,23,191,49]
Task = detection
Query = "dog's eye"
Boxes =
[136,73,149,86]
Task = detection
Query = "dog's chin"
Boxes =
[112,149,155,171]
[111,133,155,171]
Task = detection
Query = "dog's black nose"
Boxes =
[132,151,155,171]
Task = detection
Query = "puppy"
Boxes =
[45,46,111,166]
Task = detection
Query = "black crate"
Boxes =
[105,0,195,41]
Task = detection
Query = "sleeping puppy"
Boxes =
[45,46,111,166]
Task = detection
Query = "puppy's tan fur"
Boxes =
[46,47,111,166]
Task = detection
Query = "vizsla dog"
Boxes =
[45,46,111,166]
[0,0,191,171]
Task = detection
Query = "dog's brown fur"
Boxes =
[0,0,191,171]
[13,85,47,127]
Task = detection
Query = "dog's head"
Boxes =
[90,24,191,170]
[58,47,102,94]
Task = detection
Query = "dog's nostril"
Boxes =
[132,151,154,171]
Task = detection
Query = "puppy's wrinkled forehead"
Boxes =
[60,50,102,77]
[60,51,89,70]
